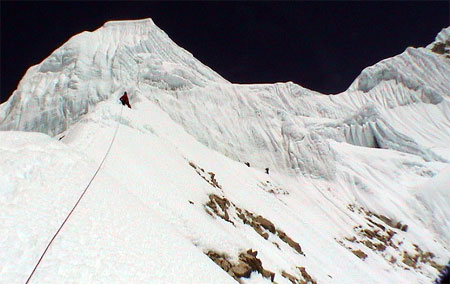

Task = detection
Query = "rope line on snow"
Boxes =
[25,106,123,284]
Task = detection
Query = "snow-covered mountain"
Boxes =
[1,19,449,284]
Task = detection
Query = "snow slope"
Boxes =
[1,20,449,283]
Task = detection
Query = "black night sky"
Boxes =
[1,2,449,103]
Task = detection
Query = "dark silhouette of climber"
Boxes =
[265,168,269,174]
[120,92,131,108]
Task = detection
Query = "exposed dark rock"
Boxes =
[254,215,276,233]
[387,229,396,239]
[367,218,386,231]
[432,42,446,54]
[389,256,397,264]
[205,194,233,224]
[402,251,416,268]
[189,161,222,189]
[343,205,418,269]
[422,251,435,261]
[345,236,356,242]
[251,226,269,240]
[374,243,386,251]
[206,251,232,272]
[231,262,252,278]
[208,172,221,188]
[206,249,275,281]
[239,250,263,274]
[352,249,368,260]
[235,206,303,254]
[362,228,377,239]
[277,230,304,255]
[297,266,317,284]
[434,262,450,284]
[259,181,289,195]
[373,212,408,232]
[262,269,275,282]
[347,204,356,212]
[430,260,445,272]
[198,165,302,255]
[363,240,375,249]
[281,271,300,284]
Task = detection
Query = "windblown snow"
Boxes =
[1,19,449,284]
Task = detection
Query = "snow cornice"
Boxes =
[102,18,155,28]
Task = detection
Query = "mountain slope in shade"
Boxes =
[1,20,449,283]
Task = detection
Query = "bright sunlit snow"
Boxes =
[1,19,449,284]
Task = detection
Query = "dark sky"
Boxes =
[1,2,449,103]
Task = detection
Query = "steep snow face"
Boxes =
[0,19,227,135]
[1,19,449,283]
[2,99,449,284]
[349,27,450,102]
[142,38,450,178]
[413,166,450,238]
[0,130,237,284]
[348,48,448,103]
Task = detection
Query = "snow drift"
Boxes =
[1,19,449,283]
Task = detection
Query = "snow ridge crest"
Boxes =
[103,18,155,28]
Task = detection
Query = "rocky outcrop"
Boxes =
[205,249,275,282]
[298,266,316,284]
[339,204,446,273]
[198,163,305,256]
[205,194,232,224]
[352,249,368,260]
[189,161,223,190]
[281,267,317,284]
[276,230,304,255]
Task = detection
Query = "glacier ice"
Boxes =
[1,21,449,179]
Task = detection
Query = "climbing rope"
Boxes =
[25,106,123,284]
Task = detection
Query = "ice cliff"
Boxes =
[0,19,226,135]
[2,21,449,180]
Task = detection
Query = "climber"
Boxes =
[265,168,269,174]
[120,92,131,108]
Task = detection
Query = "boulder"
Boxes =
[254,215,276,233]
[231,263,252,278]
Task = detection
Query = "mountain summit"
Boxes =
[1,19,449,283]
[0,18,226,135]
